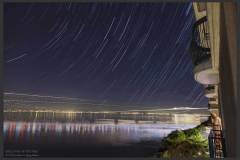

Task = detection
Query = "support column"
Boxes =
[218,2,237,158]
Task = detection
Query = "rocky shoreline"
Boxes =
[154,118,211,158]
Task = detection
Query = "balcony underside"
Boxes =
[205,91,217,98]
[208,103,218,109]
[205,87,217,98]
[208,107,219,115]
[209,101,218,105]
[193,59,219,85]
[208,96,218,105]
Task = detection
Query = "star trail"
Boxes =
[4,2,208,109]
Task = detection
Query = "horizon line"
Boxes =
[4,91,208,110]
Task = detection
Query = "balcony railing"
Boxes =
[208,128,227,158]
[189,16,211,66]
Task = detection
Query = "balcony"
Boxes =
[189,16,219,85]
[208,97,218,105]
[208,103,219,113]
[208,129,226,158]
[204,85,217,98]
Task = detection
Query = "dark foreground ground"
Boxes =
[4,140,161,157]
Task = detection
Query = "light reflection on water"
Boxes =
[3,112,207,157]
[4,121,196,145]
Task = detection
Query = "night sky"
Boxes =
[4,3,208,108]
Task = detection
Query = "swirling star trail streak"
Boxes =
[4,3,208,109]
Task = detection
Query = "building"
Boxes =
[191,2,238,158]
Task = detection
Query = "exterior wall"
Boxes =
[218,2,237,158]
[192,2,238,158]
[206,3,220,71]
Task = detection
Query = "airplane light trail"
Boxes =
[4,92,208,111]
[4,92,88,101]
[6,53,28,63]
